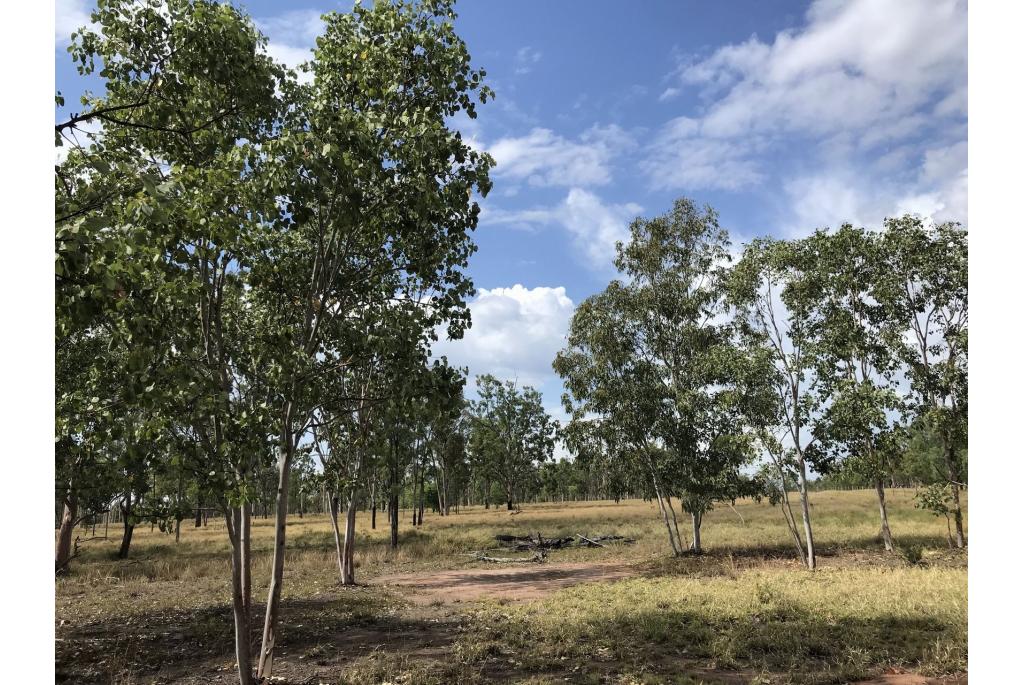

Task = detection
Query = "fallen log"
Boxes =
[575,534,605,548]
[468,550,547,563]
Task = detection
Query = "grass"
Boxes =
[56,489,967,684]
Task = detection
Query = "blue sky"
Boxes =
[56,0,968,433]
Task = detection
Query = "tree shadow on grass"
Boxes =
[467,603,966,685]
[55,590,453,685]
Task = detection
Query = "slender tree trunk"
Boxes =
[775,463,805,561]
[329,494,345,582]
[941,437,965,548]
[796,456,816,570]
[118,495,135,560]
[389,490,399,549]
[241,501,251,613]
[342,495,357,585]
[664,494,687,552]
[417,467,425,526]
[55,488,78,573]
[257,437,294,680]
[875,478,894,552]
[227,508,253,685]
[691,511,702,554]
[371,496,377,530]
[649,475,681,556]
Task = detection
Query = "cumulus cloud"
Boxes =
[678,0,966,140]
[645,0,966,227]
[486,125,634,189]
[433,285,575,387]
[482,189,642,270]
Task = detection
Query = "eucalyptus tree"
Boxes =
[803,226,906,552]
[877,217,968,548]
[247,3,492,673]
[415,365,469,518]
[727,236,831,569]
[432,400,470,516]
[468,375,558,510]
[557,198,759,554]
[555,284,687,554]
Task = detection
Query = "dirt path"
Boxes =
[373,560,637,604]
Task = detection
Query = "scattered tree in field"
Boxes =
[557,199,764,555]
[877,218,968,548]
[246,2,491,672]
[468,375,558,511]
[802,226,907,552]
[727,237,833,569]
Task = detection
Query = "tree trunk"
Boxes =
[342,495,357,585]
[796,456,816,570]
[506,499,513,511]
[119,520,135,560]
[329,494,345,583]
[654,490,677,555]
[941,437,965,548]
[55,488,78,573]
[389,490,399,549]
[691,511,703,554]
[118,495,135,560]
[417,468,425,526]
[241,501,251,613]
[227,507,253,685]
[664,494,687,552]
[256,440,294,680]
[371,497,377,530]
[875,478,894,552]
[775,464,805,561]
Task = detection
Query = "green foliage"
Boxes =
[468,375,558,507]
[556,198,764,531]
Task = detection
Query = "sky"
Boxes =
[55,0,969,445]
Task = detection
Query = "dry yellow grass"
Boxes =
[56,489,967,684]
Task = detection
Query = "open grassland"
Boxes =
[56,489,966,684]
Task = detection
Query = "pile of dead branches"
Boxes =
[495,532,636,551]
[464,532,636,564]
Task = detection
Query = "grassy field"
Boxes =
[55,489,967,684]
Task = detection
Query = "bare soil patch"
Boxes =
[857,673,966,685]
[373,560,637,604]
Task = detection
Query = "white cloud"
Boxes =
[642,117,765,191]
[658,87,681,102]
[486,125,633,189]
[255,9,323,81]
[433,285,575,388]
[482,189,642,270]
[56,0,93,44]
[647,0,967,228]
[782,141,968,235]
[514,46,543,75]
[681,0,966,141]
[560,189,642,268]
